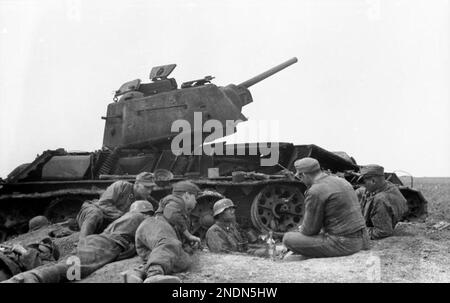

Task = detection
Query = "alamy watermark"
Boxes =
[66,255,81,281]
[170,112,280,166]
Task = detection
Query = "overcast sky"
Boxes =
[0,0,448,178]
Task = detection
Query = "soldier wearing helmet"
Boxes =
[129,200,155,214]
[76,172,156,239]
[122,180,201,283]
[5,200,154,283]
[205,199,247,253]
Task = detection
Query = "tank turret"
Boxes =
[102,58,298,150]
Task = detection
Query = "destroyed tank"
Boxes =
[0,58,427,242]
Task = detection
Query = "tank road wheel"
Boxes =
[250,185,305,237]
[190,191,224,240]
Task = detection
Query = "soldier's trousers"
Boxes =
[76,202,111,238]
[24,234,124,283]
[282,228,370,258]
[135,216,192,276]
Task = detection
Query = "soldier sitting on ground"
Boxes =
[205,199,248,253]
[356,165,408,240]
[282,157,370,259]
[122,181,201,283]
[205,199,275,257]
[76,172,155,239]
[3,200,154,283]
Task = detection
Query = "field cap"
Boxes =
[358,164,384,181]
[136,172,156,186]
[294,157,320,174]
[172,181,201,197]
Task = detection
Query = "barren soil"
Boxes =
[5,177,450,283]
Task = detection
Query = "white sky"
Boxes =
[0,0,448,178]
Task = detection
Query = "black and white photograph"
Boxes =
[0,0,449,289]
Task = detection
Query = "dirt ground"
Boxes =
[5,177,450,283]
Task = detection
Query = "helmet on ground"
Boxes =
[28,216,50,232]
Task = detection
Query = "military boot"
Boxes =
[282,251,309,262]
[5,271,41,283]
[121,268,146,283]
[143,275,181,283]
[143,265,181,283]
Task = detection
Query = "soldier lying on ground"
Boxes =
[122,181,201,283]
[0,215,62,281]
[356,165,408,240]
[0,237,59,282]
[76,172,155,239]
[282,158,370,259]
[3,200,154,283]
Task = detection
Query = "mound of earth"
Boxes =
[80,221,450,283]
[6,220,448,283]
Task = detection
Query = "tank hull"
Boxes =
[0,143,427,242]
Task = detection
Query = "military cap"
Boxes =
[358,164,384,180]
[135,172,156,186]
[294,157,321,174]
[172,181,201,196]
[28,216,50,231]
[130,200,154,214]
[212,198,236,217]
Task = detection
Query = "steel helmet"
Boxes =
[28,216,50,231]
[212,198,236,217]
[130,200,154,214]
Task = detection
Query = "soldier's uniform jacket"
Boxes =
[155,194,189,241]
[356,181,408,240]
[300,174,366,237]
[205,222,246,253]
[94,180,136,221]
[102,211,147,251]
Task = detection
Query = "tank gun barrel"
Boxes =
[238,57,298,88]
